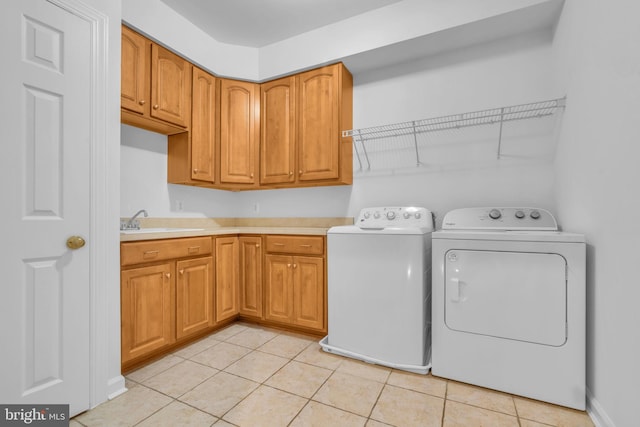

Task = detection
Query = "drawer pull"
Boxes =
[188,246,200,254]
[273,243,285,246]
[299,244,312,248]
[143,250,159,259]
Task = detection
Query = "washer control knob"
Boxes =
[489,209,502,219]
[530,210,541,220]
[386,211,396,220]
[363,212,370,219]
[415,212,422,219]
[403,212,410,219]
[515,210,525,219]
[373,211,381,219]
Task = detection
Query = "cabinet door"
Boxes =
[191,67,216,182]
[121,263,174,363]
[121,26,149,115]
[176,257,214,340]
[220,79,259,184]
[239,237,263,318]
[292,256,325,330]
[297,64,341,181]
[264,255,293,323]
[215,237,239,322]
[151,44,192,128]
[260,77,296,184]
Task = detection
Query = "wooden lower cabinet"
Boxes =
[121,263,174,364]
[265,254,325,332]
[239,236,263,319]
[175,256,214,340]
[215,236,240,322]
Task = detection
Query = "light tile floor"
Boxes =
[73,323,595,427]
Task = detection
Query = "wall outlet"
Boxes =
[253,203,259,213]
[176,200,183,211]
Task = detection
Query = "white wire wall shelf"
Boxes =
[344,97,566,170]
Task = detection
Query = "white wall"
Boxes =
[552,1,640,426]
[122,29,559,227]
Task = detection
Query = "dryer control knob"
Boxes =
[530,210,541,220]
[515,210,525,219]
[415,212,422,219]
[373,212,381,219]
[363,212,370,219]
[489,209,502,219]
[386,211,396,220]
[403,212,410,219]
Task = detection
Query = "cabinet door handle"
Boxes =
[256,244,260,248]
[165,273,171,279]
[143,250,159,259]
[299,170,303,175]
[293,264,297,269]
[188,246,200,254]
[139,100,146,105]
[289,171,293,176]
[287,263,291,268]
[193,169,199,174]
[153,104,159,109]
[179,269,184,275]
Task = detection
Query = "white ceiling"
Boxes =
[159,0,403,48]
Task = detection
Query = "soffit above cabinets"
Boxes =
[159,0,403,48]
[125,0,564,80]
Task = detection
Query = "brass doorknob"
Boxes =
[66,236,86,250]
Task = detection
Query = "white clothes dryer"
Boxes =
[431,207,586,410]
[321,207,434,374]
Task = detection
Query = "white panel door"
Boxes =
[445,250,567,346]
[0,0,92,415]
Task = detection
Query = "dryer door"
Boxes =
[444,250,566,346]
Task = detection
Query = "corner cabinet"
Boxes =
[260,64,353,188]
[239,236,263,319]
[219,79,260,189]
[215,236,240,322]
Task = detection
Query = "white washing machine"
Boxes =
[432,207,586,410]
[320,207,434,374]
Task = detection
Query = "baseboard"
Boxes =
[587,387,615,427]
[106,375,127,400]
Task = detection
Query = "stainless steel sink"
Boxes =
[120,227,205,234]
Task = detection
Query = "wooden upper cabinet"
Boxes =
[260,76,296,185]
[151,44,192,128]
[191,67,217,183]
[219,79,259,186]
[121,26,149,115]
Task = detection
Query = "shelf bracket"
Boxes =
[412,121,421,167]
[496,107,505,159]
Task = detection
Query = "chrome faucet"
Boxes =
[121,209,148,230]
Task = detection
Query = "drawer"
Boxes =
[121,237,213,266]
[265,235,324,255]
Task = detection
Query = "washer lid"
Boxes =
[442,207,557,231]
